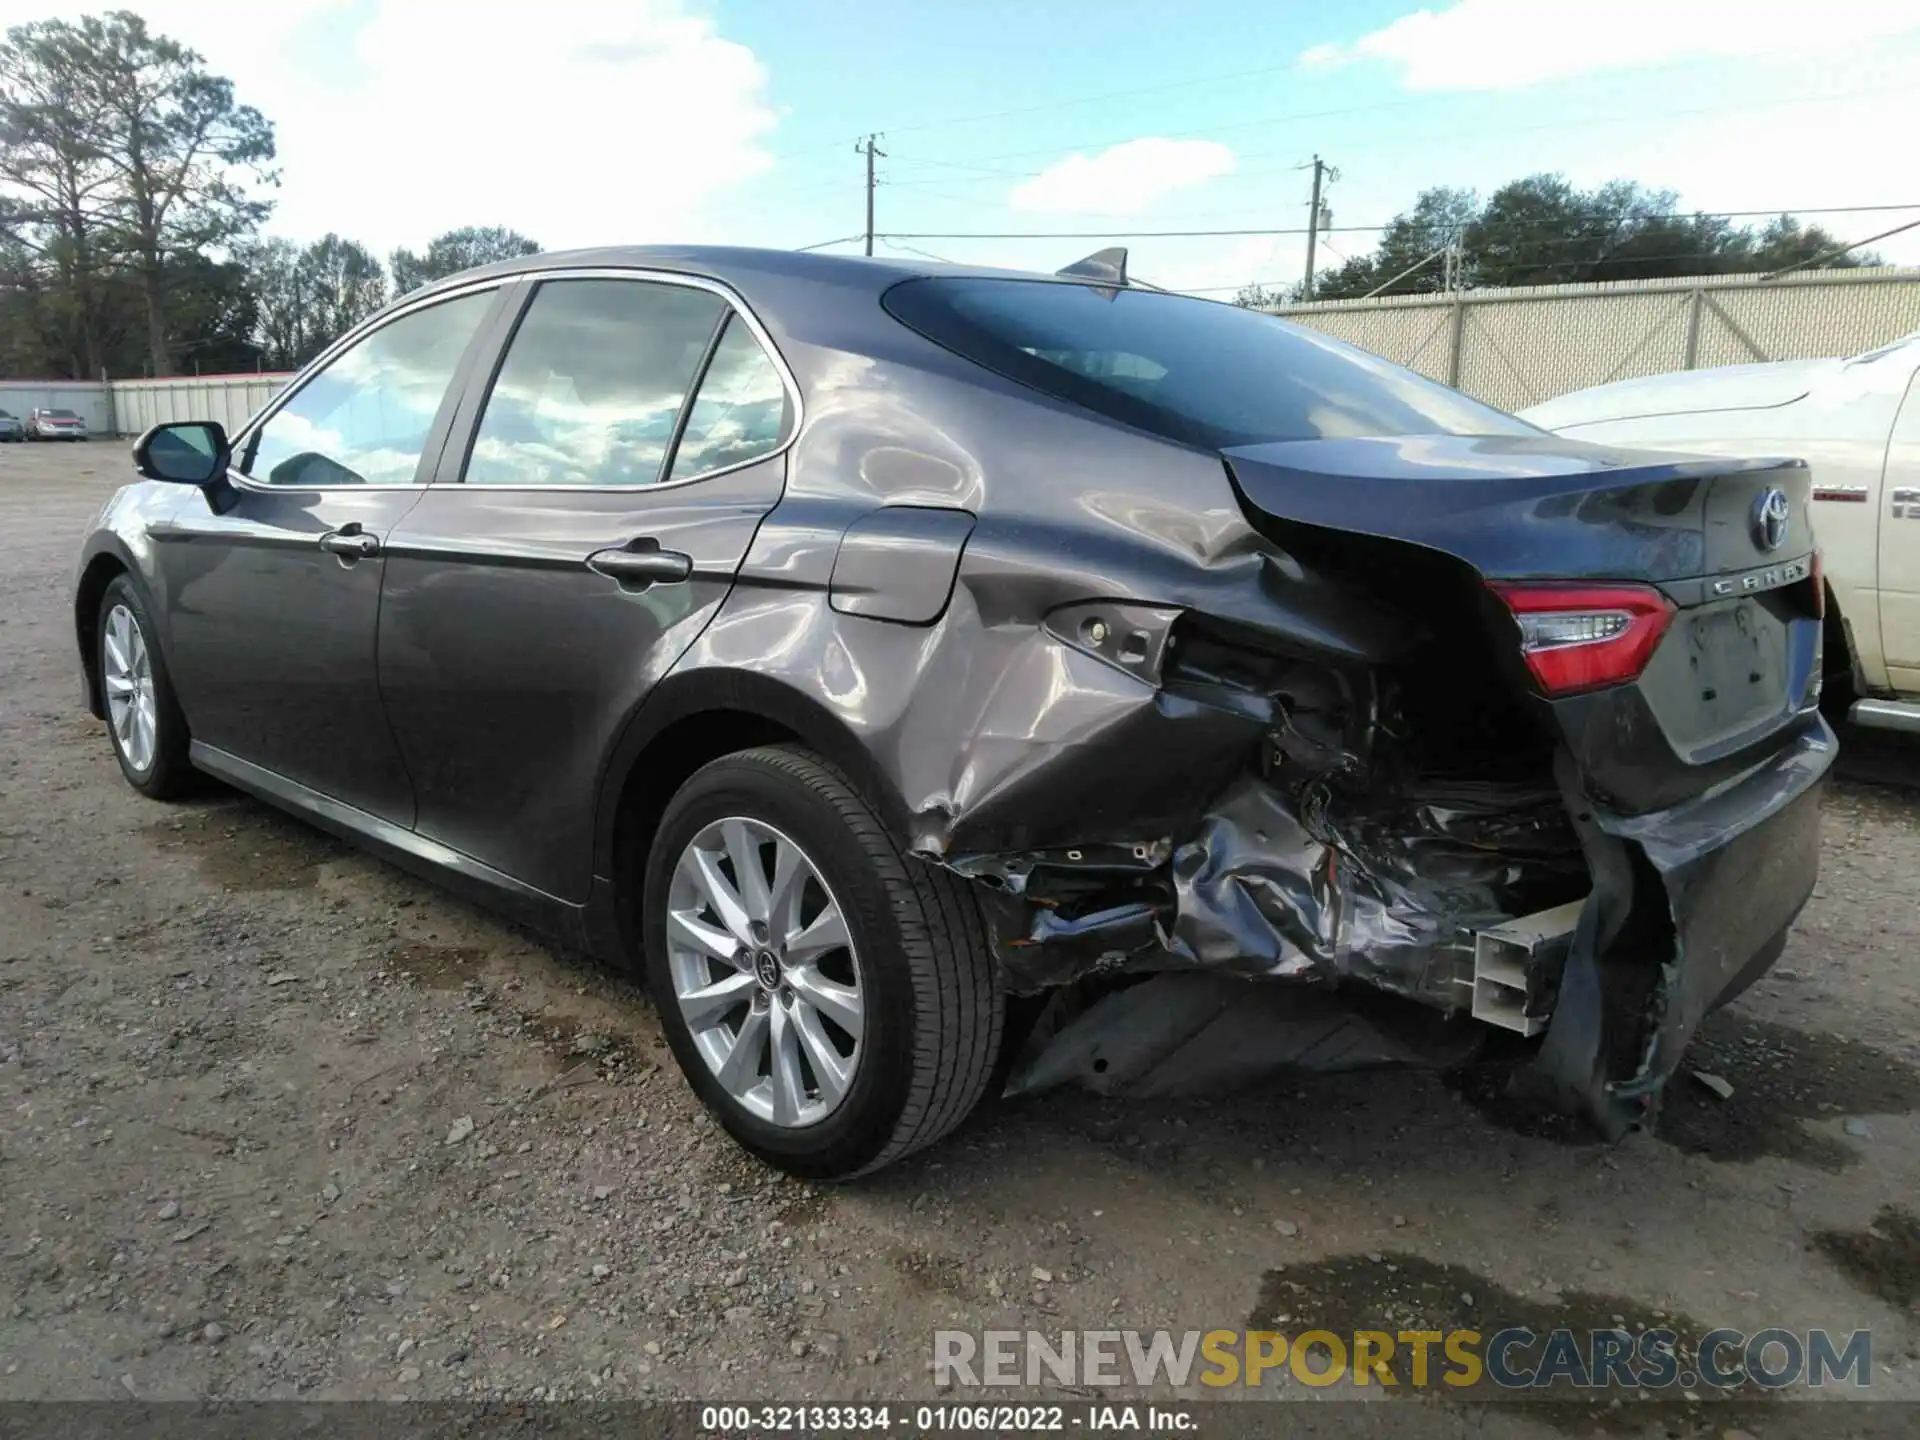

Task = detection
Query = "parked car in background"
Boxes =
[1523,333,1920,735]
[0,409,24,441]
[72,246,1832,1177]
[29,407,88,441]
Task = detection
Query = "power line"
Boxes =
[794,234,865,252]
[696,76,1915,232]
[1762,217,1920,280]
[870,203,1920,243]
[880,238,958,265]
[888,79,1918,192]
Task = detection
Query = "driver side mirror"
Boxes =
[133,421,231,486]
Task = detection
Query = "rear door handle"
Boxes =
[586,541,693,587]
[319,525,380,559]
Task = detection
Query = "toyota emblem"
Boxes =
[1751,487,1791,553]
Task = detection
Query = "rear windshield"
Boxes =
[882,277,1534,450]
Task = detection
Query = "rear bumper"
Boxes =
[1533,714,1833,1133]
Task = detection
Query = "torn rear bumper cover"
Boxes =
[1534,721,1831,1133]
[941,709,1833,1135]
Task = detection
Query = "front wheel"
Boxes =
[643,745,1003,1178]
[96,575,195,798]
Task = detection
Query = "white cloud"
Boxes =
[1305,0,1920,90]
[1009,138,1236,216]
[1577,74,1920,264]
[0,0,780,253]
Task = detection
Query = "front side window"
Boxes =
[245,292,493,486]
[464,279,724,487]
[664,314,791,482]
[883,277,1535,450]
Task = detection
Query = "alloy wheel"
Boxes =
[102,603,157,774]
[665,816,864,1127]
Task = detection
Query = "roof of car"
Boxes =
[414,244,1096,303]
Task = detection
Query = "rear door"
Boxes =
[152,286,502,824]
[377,271,796,900]
[1880,364,1920,690]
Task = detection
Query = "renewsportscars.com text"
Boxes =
[932,1326,1872,1390]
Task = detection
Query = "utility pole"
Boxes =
[857,134,886,256]
[1300,155,1336,300]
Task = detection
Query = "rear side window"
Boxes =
[664,314,790,482]
[882,277,1534,449]
[464,278,725,488]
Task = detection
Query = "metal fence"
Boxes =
[0,380,115,434]
[0,374,289,441]
[108,374,290,437]
[1276,266,1920,412]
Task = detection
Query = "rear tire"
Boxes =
[644,744,1003,1178]
[96,574,195,799]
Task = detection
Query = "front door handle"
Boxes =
[587,540,694,588]
[319,525,380,559]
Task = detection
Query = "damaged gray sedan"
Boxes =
[74,246,1832,1177]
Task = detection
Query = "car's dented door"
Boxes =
[376,273,796,901]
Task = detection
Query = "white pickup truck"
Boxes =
[1522,333,1920,734]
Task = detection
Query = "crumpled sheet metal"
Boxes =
[978,771,1579,1006]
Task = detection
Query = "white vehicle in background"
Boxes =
[1523,334,1920,735]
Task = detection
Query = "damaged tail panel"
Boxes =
[973,435,1831,1133]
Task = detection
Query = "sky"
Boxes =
[5,0,1920,294]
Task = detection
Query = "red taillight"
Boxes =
[1489,582,1675,696]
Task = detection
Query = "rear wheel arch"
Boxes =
[596,670,916,955]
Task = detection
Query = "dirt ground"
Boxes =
[4,443,1920,1435]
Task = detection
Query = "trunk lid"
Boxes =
[1223,434,1810,585]
[1223,435,1824,813]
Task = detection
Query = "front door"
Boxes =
[1883,365,1920,690]
[377,273,796,899]
[153,287,502,824]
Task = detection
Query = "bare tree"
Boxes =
[242,232,386,370]
[302,233,386,343]
[78,10,275,374]
[0,19,119,375]
[390,226,540,294]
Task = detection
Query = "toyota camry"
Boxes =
[74,245,1832,1177]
